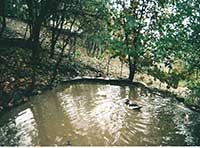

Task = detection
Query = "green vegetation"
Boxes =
[0,0,199,112]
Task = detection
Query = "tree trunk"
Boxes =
[120,60,123,78]
[50,21,56,58]
[106,54,111,76]
[124,32,136,81]
[0,0,6,37]
[128,55,136,81]
[50,31,56,58]
[29,21,42,89]
[50,12,65,58]
[49,41,67,86]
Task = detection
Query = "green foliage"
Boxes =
[143,0,199,91]
[188,81,200,98]
[55,42,63,49]
[1,0,200,107]
[185,80,200,106]
[73,51,81,59]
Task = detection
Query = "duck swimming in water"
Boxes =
[124,99,142,110]
[66,140,72,146]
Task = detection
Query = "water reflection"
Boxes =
[0,108,38,146]
[0,83,200,146]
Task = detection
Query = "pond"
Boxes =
[0,83,200,146]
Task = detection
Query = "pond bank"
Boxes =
[2,75,199,117]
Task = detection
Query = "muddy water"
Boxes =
[0,83,200,146]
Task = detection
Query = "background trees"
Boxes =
[0,0,199,107]
[105,0,199,90]
[1,0,199,84]
[106,0,172,81]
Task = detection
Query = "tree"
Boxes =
[151,0,200,89]
[0,0,6,36]
[107,0,166,81]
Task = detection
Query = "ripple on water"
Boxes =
[0,108,38,146]
[1,83,200,146]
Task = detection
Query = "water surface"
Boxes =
[0,83,200,146]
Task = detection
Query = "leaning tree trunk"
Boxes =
[49,17,76,86]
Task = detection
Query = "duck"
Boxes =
[124,99,142,110]
[129,104,142,110]
[66,140,72,146]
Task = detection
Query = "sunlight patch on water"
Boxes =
[1,83,200,146]
[14,108,38,146]
[58,85,130,145]
[0,108,38,146]
[58,84,161,145]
